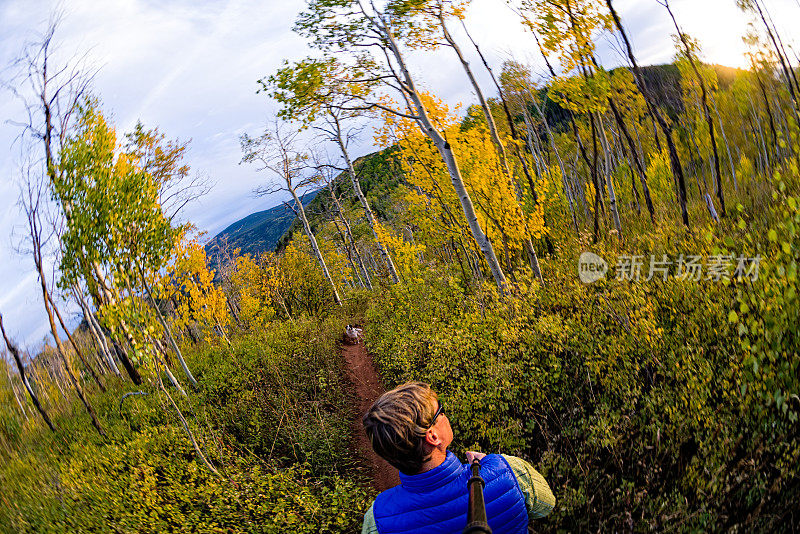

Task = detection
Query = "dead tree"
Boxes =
[20,173,106,437]
[0,313,56,432]
[241,120,342,306]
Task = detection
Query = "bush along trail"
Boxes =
[0,317,374,533]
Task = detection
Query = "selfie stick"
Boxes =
[463,459,492,534]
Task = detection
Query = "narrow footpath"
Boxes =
[341,330,400,492]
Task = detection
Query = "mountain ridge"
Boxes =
[204,189,320,262]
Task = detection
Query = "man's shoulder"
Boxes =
[498,454,557,519]
[364,484,406,534]
[498,454,533,472]
[373,483,403,505]
[482,453,522,476]
[498,454,540,488]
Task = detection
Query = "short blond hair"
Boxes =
[362,381,438,475]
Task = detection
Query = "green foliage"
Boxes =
[1,426,369,533]
[265,56,373,127]
[57,99,178,287]
[736,157,800,420]
[365,222,798,531]
[195,318,352,473]
[230,242,338,323]
[0,314,372,532]
[266,57,337,124]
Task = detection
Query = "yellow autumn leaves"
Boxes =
[160,236,230,344]
[375,92,547,268]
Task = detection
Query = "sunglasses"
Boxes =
[428,400,445,428]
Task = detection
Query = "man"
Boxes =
[361,381,555,533]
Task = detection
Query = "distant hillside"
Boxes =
[205,190,320,262]
[275,148,402,251]
[538,64,746,131]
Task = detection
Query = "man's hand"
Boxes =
[466,451,486,463]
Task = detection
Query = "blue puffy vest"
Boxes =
[372,451,529,533]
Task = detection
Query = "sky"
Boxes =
[0,0,798,349]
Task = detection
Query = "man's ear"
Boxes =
[425,427,444,447]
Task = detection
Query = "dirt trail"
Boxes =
[341,333,400,492]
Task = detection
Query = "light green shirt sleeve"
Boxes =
[501,454,556,520]
[361,502,379,534]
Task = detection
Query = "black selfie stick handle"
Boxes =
[463,459,492,534]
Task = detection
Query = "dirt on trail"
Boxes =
[341,331,400,493]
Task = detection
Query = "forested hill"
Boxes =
[636,64,744,114]
[205,190,320,262]
[276,148,402,251]
[205,147,402,265]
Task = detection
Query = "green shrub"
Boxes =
[192,317,354,474]
[1,425,370,533]
[365,247,797,531]
[0,314,372,532]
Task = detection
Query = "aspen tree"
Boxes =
[45,289,105,391]
[389,0,545,280]
[663,1,726,217]
[459,23,545,215]
[315,157,374,290]
[606,0,691,228]
[241,121,343,306]
[519,0,624,238]
[518,1,604,234]
[0,313,56,432]
[57,101,199,387]
[160,234,231,343]
[500,60,585,225]
[379,92,544,281]
[71,283,120,376]
[737,0,800,116]
[267,58,401,283]
[3,359,29,421]
[295,0,509,291]
[20,175,106,437]
[8,20,143,385]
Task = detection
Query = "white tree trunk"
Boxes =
[329,184,373,290]
[378,19,507,290]
[529,98,579,231]
[152,337,188,397]
[333,120,400,284]
[73,285,121,376]
[439,20,543,283]
[5,364,27,418]
[139,263,199,389]
[597,114,623,238]
[289,186,342,306]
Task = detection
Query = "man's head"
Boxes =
[362,381,453,475]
